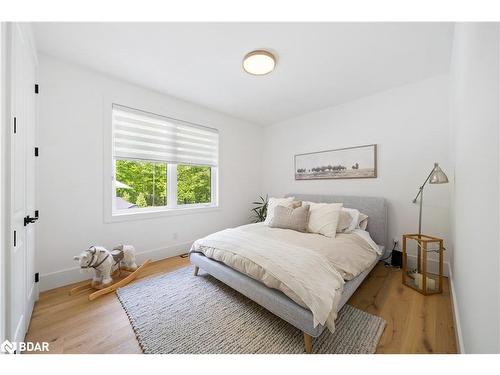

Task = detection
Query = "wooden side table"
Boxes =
[402,234,444,295]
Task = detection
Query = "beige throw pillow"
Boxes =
[342,208,360,233]
[336,208,370,233]
[305,202,343,238]
[358,213,369,230]
[268,204,310,232]
[264,197,295,224]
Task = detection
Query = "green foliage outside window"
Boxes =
[177,165,211,205]
[115,160,212,208]
[115,160,167,207]
[135,192,148,207]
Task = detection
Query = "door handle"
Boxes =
[24,215,38,226]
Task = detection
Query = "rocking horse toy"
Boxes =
[70,244,151,300]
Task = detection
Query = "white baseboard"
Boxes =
[38,241,193,292]
[447,263,465,353]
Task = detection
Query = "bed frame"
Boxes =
[190,194,387,353]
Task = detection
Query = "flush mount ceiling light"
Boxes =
[242,50,276,75]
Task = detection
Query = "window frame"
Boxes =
[103,98,219,223]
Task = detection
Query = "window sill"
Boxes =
[105,204,220,223]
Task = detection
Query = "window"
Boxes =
[115,160,167,209]
[177,165,211,205]
[111,104,218,215]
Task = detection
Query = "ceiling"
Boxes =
[33,22,454,126]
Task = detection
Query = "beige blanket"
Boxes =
[190,223,380,332]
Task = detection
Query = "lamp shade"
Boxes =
[429,163,449,184]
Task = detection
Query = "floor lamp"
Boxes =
[412,162,449,235]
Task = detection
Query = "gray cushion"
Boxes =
[268,204,310,232]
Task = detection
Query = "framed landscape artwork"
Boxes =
[295,144,377,180]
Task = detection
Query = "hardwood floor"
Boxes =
[25,256,457,354]
[349,262,457,353]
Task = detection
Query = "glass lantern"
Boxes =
[402,234,444,295]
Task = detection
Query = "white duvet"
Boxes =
[190,223,380,332]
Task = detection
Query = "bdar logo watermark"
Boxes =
[0,339,15,354]
[1,339,50,354]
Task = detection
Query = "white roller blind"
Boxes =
[112,104,219,167]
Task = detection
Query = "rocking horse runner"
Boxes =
[71,244,150,300]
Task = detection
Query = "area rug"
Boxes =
[116,266,386,354]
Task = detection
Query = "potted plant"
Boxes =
[251,195,268,223]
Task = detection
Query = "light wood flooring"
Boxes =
[25,256,457,354]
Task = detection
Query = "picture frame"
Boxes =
[294,144,377,180]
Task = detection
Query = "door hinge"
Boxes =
[13,230,16,247]
[34,147,39,157]
[35,84,39,94]
[13,117,17,134]
[35,273,39,283]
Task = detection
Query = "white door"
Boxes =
[10,23,38,346]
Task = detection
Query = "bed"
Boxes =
[189,194,387,353]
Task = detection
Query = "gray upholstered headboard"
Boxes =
[286,194,388,247]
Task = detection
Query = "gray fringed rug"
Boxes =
[116,267,386,354]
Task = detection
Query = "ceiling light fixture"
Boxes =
[242,50,276,76]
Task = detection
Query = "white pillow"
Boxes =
[304,201,343,238]
[265,197,295,224]
[342,208,361,233]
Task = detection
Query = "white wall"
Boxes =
[0,22,7,343]
[449,23,500,353]
[37,54,263,291]
[262,75,452,258]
